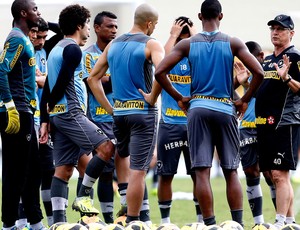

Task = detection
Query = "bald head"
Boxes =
[134,3,158,26]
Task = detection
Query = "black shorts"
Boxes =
[35,124,54,171]
[113,113,157,171]
[240,128,258,169]
[187,107,240,169]
[50,111,109,167]
[157,123,193,175]
[257,124,300,171]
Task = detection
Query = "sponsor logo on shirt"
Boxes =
[28,57,36,67]
[30,99,37,107]
[165,108,186,117]
[241,120,256,128]
[192,95,231,104]
[0,42,9,63]
[264,71,280,80]
[255,116,267,125]
[96,106,109,115]
[10,44,23,69]
[34,110,40,117]
[255,116,275,125]
[168,74,191,84]
[50,104,66,114]
[114,100,144,109]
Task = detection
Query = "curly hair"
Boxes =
[59,4,91,36]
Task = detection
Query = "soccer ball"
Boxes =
[78,216,107,226]
[202,225,222,230]
[114,216,127,227]
[156,223,181,230]
[86,222,108,230]
[56,223,88,230]
[125,221,151,230]
[219,220,243,230]
[49,222,68,230]
[102,223,126,230]
[280,223,300,230]
[181,223,206,230]
[252,223,277,230]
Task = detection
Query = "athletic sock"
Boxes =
[231,209,243,227]
[51,176,68,223]
[158,200,172,224]
[41,169,54,226]
[265,177,277,209]
[98,174,114,223]
[77,177,94,199]
[246,177,264,224]
[140,184,151,225]
[274,214,286,229]
[76,177,83,196]
[126,215,139,223]
[193,198,203,223]
[285,216,295,224]
[41,189,53,226]
[203,216,216,225]
[118,183,128,207]
[78,155,106,197]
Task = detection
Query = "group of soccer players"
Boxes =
[1,0,300,230]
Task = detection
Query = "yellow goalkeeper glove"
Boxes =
[5,100,20,134]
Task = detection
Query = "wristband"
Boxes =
[4,100,15,109]
[283,75,292,84]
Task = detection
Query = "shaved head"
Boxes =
[134,3,158,26]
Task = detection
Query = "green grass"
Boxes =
[1,176,300,229]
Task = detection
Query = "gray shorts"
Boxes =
[113,113,157,171]
[187,107,240,169]
[50,111,109,167]
[240,128,258,169]
[157,123,193,175]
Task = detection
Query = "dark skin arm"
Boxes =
[156,36,264,117]
[155,39,191,113]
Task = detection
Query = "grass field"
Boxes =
[0,175,300,229]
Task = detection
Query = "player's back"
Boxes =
[189,31,233,98]
[108,33,153,101]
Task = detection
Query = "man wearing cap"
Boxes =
[255,14,300,229]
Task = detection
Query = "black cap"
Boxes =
[267,14,294,30]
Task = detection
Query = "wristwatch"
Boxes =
[283,75,292,84]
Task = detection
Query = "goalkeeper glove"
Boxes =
[5,100,20,134]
